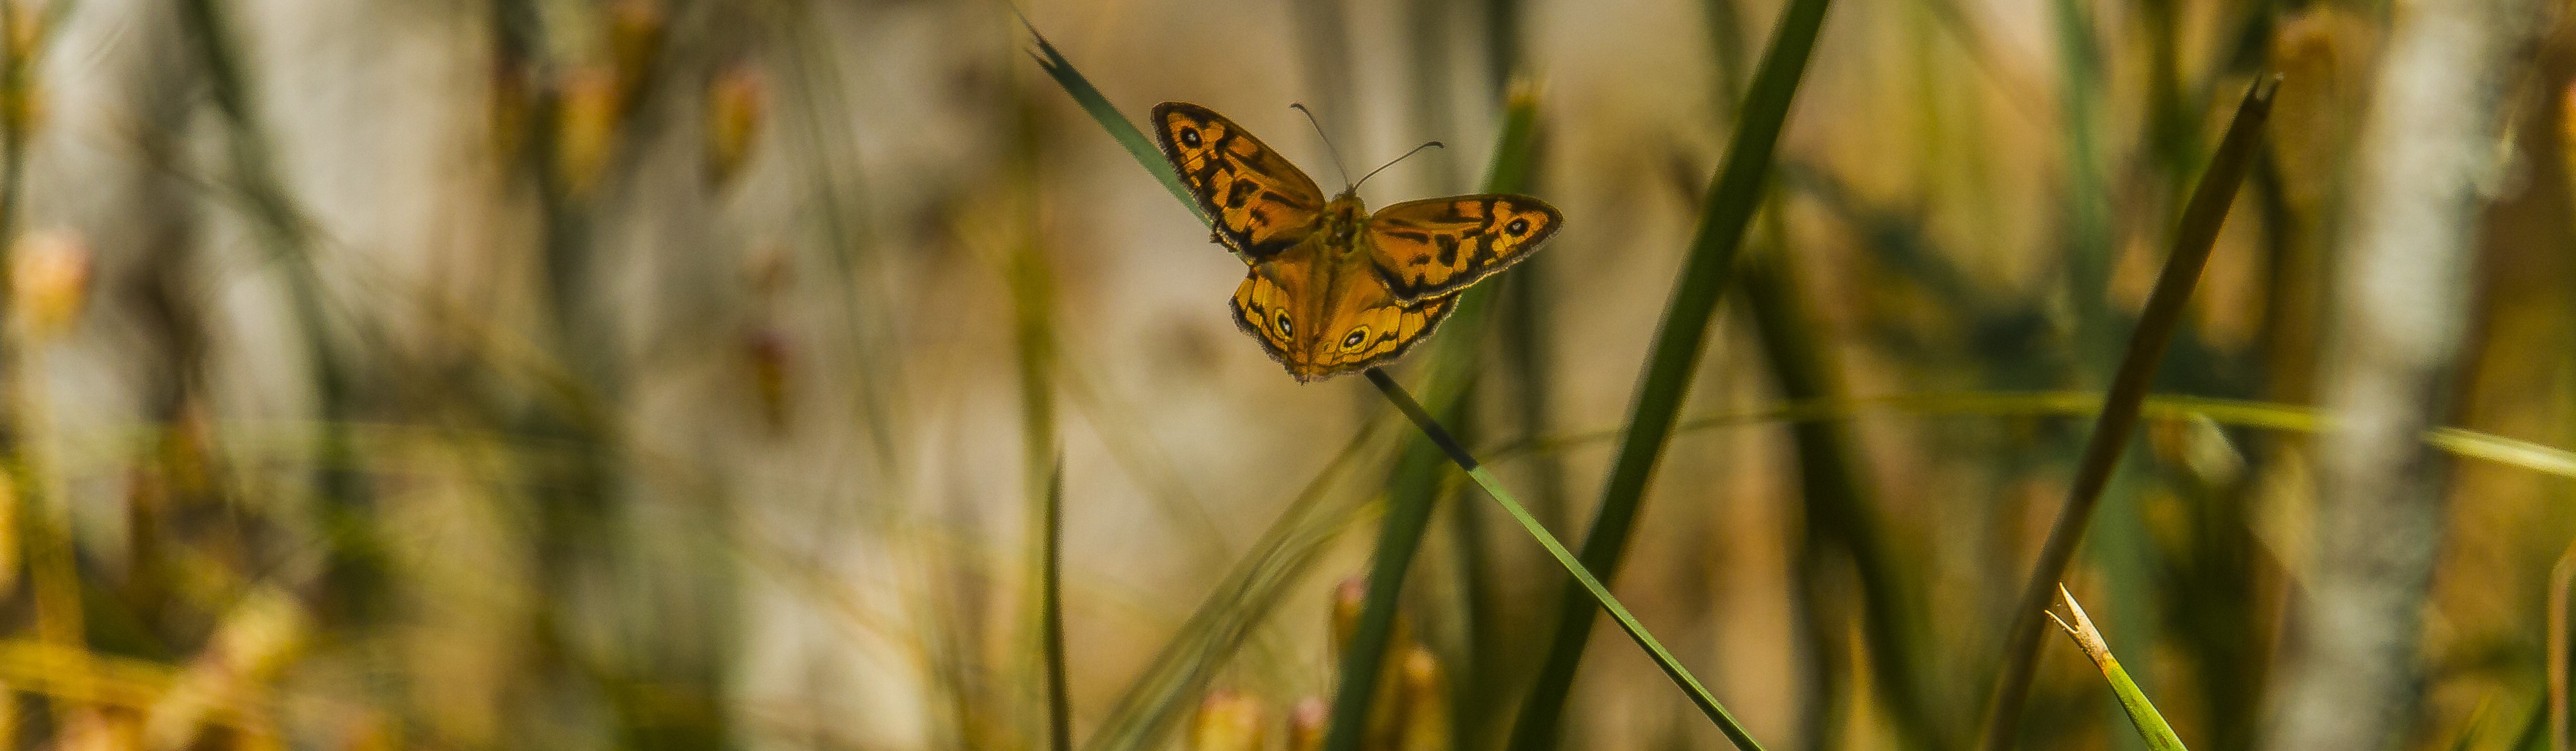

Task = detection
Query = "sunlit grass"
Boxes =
[0,2,2566,751]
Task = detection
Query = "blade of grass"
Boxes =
[178,0,390,628]
[1008,79,1065,751]
[2046,7,2156,751]
[1702,0,1941,732]
[1327,366,1468,751]
[1741,213,1947,751]
[1479,389,2576,483]
[1044,458,1072,751]
[0,0,38,647]
[1980,76,2278,751]
[2047,586,2188,751]
[1322,85,1540,751]
[769,0,908,479]
[1079,417,1400,751]
[1020,19,1218,240]
[2550,539,2571,751]
[1507,0,1834,744]
[1465,78,1554,749]
[1365,370,1767,751]
[2510,695,2549,751]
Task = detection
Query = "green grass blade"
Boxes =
[1019,19,1215,234]
[2549,542,2572,751]
[2048,587,2188,751]
[1325,374,1457,751]
[1467,80,1558,745]
[1483,389,2576,483]
[1043,459,1073,751]
[1508,0,1835,745]
[1077,417,1400,751]
[1322,89,1540,751]
[1364,371,1768,751]
[1008,87,1066,751]
[1740,212,1949,751]
[1981,76,2278,751]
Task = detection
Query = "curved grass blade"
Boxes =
[1981,77,2277,751]
[1508,0,1835,745]
[1483,390,2576,482]
[1018,17,1218,238]
[2046,586,2187,751]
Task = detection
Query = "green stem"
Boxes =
[1979,77,2277,751]
[1322,371,1457,751]
[1741,211,1945,751]
[1508,0,1833,743]
[1044,460,1072,751]
[1366,370,1768,751]
[1322,91,1533,751]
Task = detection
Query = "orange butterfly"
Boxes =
[1153,102,1562,381]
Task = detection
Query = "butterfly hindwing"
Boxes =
[1231,260,1458,382]
[1153,102,1329,261]
[1363,195,1561,302]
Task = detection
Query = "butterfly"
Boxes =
[1152,101,1562,382]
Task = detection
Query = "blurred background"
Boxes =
[0,0,2567,750]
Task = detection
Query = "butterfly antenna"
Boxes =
[1289,103,1356,188]
[1350,141,1445,192]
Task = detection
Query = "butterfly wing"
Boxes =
[1363,195,1562,302]
[1232,258,1458,382]
[1153,102,1331,261]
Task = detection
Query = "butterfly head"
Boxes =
[1321,194,1367,247]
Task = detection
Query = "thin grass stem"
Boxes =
[1044,459,1073,751]
[1979,76,2278,751]
[1508,0,1834,744]
[1364,369,1768,751]
[1324,370,1459,751]
[2550,540,2572,751]
[1322,87,1536,751]
[1740,214,1945,751]
[1079,417,1400,751]
[1479,389,2576,481]
[1020,20,1219,243]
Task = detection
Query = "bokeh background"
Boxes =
[0,0,2567,750]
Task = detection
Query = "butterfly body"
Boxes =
[1154,101,1559,381]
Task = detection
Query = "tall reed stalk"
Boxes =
[1981,78,2276,751]
[1506,0,1834,745]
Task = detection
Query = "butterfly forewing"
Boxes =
[1363,195,1561,302]
[1153,102,1329,261]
